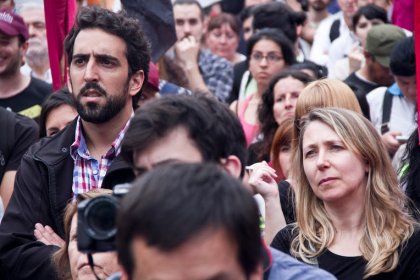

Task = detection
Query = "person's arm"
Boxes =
[175,36,212,96]
[0,171,16,209]
[247,162,286,245]
[0,154,59,279]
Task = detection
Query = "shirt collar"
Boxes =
[387,83,404,96]
[70,112,134,160]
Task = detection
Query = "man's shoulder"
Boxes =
[268,247,336,280]
[366,86,387,102]
[25,120,76,163]
[199,49,232,71]
[25,77,53,96]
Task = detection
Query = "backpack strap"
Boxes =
[380,89,393,134]
[329,19,340,42]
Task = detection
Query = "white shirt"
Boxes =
[309,12,351,66]
[367,86,417,137]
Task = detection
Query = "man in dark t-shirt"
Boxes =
[0,9,52,120]
[0,107,38,221]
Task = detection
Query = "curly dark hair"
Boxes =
[256,69,313,161]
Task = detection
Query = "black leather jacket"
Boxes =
[0,119,134,279]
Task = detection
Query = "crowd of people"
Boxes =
[0,0,418,279]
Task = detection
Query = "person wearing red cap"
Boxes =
[0,8,52,120]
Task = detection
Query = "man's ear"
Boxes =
[119,269,129,280]
[129,70,145,97]
[219,155,242,178]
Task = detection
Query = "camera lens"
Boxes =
[85,196,117,240]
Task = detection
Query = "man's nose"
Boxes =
[83,59,99,82]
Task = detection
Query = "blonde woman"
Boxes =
[271,108,420,279]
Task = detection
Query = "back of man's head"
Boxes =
[121,95,247,175]
[252,2,306,43]
[390,36,415,77]
[116,163,262,279]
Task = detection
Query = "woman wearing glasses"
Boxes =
[230,28,296,146]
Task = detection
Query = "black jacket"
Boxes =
[0,119,134,279]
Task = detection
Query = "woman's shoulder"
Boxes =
[271,224,297,254]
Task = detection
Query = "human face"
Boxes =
[20,8,47,57]
[245,0,271,7]
[249,39,286,91]
[357,0,390,10]
[0,33,26,77]
[242,16,253,42]
[206,23,239,62]
[45,104,78,136]
[366,58,393,86]
[338,0,357,19]
[394,75,417,103]
[173,4,204,41]
[309,0,330,12]
[133,126,203,176]
[302,121,368,205]
[68,28,140,124]
[272,77,304,125]
[278,144,291,178]
[354,15,384,48]
[68,214,120,280]
[124,228,263,280]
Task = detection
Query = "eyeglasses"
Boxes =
[251,52,283,63]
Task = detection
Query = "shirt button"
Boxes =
[93,169,98,175]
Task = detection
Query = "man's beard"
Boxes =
[25,39,49,68]
[0,49,22,78]
[75,81,130,124]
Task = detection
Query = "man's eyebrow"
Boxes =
[207,272,231,280]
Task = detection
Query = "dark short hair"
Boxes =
[390,36,415,76]
[173,0,204,20]
[257,69,314,160]
[116,163,262,279]
[288,61,328,79]
[352,4,388,30]
[252,2,306,43]
[207,12,241,37]
[247,28,296,66]
[239,5,256,23]
[39,87,77,138]
[64,6,150,104]
[121,95,247,176]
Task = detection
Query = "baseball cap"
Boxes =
[365,24,406,68]
[0,9,29,40]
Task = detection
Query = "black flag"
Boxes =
[122,0,177,62]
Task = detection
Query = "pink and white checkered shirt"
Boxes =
[70,115,132,198]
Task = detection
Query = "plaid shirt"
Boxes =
[70,116,131,197]
[198,49,233,103]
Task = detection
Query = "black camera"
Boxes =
[77,183,131,253]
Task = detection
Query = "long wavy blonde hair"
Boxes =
[291,108,416,278]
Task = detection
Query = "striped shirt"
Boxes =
[70,116,131,198]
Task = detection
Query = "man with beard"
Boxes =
[0,8,51,120]
[18,1,51,84]
[0,7,149,279]
[302,0,331,46]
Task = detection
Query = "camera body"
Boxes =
[77,183,131,253]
